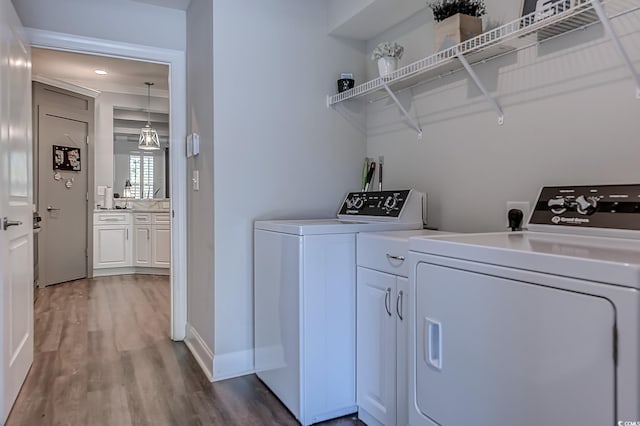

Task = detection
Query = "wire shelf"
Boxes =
[327,0,640,106]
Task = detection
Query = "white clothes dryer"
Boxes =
[408,184,640,426]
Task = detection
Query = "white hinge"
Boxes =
[86,192,89,201]
[86,135,89,145]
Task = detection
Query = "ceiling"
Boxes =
[131,0,191,10]
[31,47,169,96]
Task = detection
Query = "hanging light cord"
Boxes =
[145,81,154,126]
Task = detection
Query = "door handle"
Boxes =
[384,288,392,317]
[3,218,23,231]
[47,205,60,211]
[396,290,404,321]
[386,253,405,262]
[424,317,443,371]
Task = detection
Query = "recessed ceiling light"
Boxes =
[94,69,108,75]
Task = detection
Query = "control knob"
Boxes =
[353,197,364,209]
[384,195,398,210]
[547,197,568,214]
[575,195,597,215]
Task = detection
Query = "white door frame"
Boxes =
[26,28,187,341]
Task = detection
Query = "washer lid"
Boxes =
[254,218,422,235]
[409,231,640,288]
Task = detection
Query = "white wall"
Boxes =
[11,0,186,51]
[210,0,366,378]
[186,0,215,371]
[364,2,640,232]
[95,92,169,192]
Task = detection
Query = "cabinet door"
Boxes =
[396,276,408,426]
[357,267,396,426]
[93,225,131,268]
[151,225,171,268]
[133,225,151,266]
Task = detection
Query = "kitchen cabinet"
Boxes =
[356,230,447,426]
[151,213,170,268]
[328,0,639,136]
[357,267,407,426]
[93,211,170,275]
[93,212,132,269]
[133,213,152,266]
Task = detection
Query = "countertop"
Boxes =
[94,209,170,213]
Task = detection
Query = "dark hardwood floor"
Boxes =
[7,275,364,426]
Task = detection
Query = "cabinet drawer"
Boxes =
[358,234,410,277]
[134,213,152,223]
[152,213,170,225]
[94,212,131,225]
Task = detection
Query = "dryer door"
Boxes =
[415,262,615,426]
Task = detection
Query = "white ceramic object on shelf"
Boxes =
[377,56,398,77]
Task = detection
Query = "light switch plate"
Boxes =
[97,185,106,196]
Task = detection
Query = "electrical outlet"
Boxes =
[506,201,531,229]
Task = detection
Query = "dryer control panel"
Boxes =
[529,184,640,231]
[338,190,412,218]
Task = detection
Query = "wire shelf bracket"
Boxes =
[381,82,423,139]
[326,0,640,131]
[455,48,505,125]
[591,0,640,99]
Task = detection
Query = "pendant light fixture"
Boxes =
[138,81,160,151]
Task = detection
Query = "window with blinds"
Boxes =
[129,154,155,199]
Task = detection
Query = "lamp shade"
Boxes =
[138,81,161,151]
[139,124,160,150]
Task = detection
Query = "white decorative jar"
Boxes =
[377,56,398,77]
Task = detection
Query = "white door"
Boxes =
[357,267,396,426]
[0,1,34,423]
[415,263,615,426]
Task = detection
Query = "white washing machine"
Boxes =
[254,189,424,426]
[408,184,640,426]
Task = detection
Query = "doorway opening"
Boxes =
[26,30,187,341]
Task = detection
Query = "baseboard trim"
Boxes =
[92,267,170,277]
[212,349,254,382]
[185,323,214,381]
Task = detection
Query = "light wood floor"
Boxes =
[7,275,363,426]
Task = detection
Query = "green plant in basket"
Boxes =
[428,0,486,22]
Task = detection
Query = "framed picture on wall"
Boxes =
[521,0,591,20]
[520,0,596,37]
[53,145,81,171]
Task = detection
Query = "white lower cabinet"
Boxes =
[134,225,152,266]
[151,224,170,268]
[94,212,132,269]
[357,266,408,426]
[93,211,170,275]
[94,224,132,268]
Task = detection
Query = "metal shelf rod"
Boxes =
[382,82,423,139]
[591,0,640,98]
[455,48,505,125]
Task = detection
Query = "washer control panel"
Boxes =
[338,190,411,218]
[530,184,640,230]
